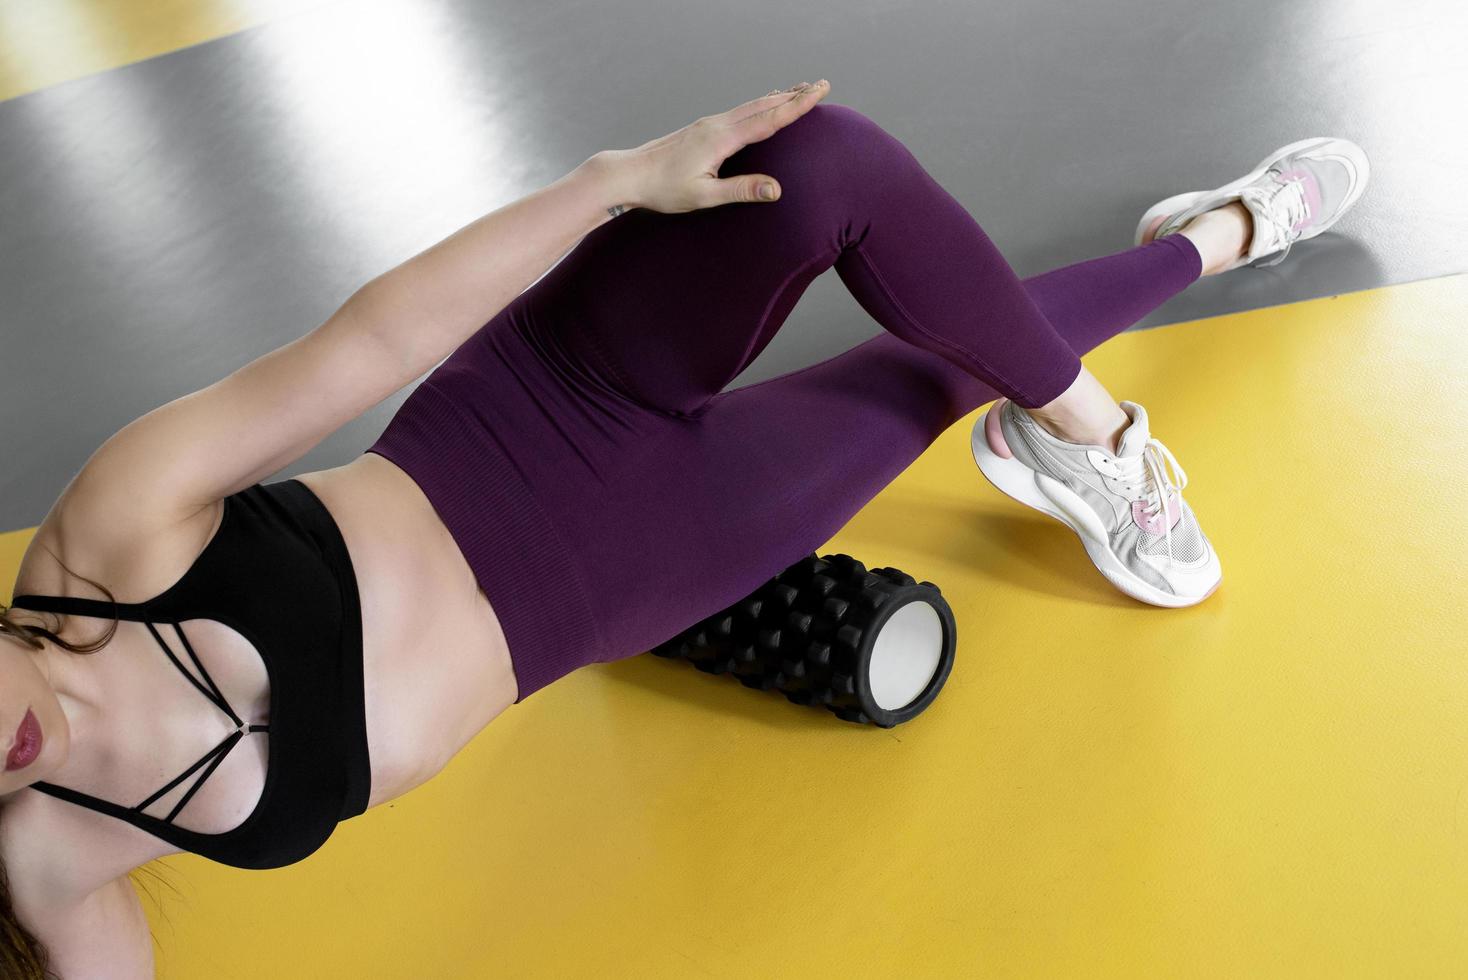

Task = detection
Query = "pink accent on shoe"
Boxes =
[1277,167,1323,232]
[1143,214,1169,244]
[1132,493,1182,534]
[985,399,1014,459]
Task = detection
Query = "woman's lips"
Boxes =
[5,708,43,772]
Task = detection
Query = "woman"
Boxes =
[0,80,1365,977]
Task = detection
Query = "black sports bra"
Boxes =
[8,479,371,870]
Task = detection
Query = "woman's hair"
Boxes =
[0,545,121,979]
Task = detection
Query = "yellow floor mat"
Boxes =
[0,0,342,102]
[3,274,1465,977]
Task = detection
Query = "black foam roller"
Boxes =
[651,553,957,728]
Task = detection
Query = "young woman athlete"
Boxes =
[0,80,1366,977]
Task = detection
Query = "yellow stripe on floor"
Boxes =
[0,0,342,102]
[4,274,1466,977]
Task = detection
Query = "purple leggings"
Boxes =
[364,103,1203,702]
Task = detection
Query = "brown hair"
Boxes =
[0,544,120,978]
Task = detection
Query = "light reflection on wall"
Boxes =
[243,0,535,268]
[1302,0,1468,263]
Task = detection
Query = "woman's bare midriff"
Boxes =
[294,451,521,807]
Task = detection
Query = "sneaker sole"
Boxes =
[1132,135,1363,251]
[970,406,1221,608]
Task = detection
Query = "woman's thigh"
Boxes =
[514,100,1081,417]
[559,331,990,664]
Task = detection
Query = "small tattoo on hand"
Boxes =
[607,203,627,217]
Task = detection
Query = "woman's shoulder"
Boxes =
[9,485,225,609]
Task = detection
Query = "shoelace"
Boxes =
[1240,169,1311,268]
[1116,438,1189,564]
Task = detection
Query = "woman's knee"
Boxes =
[799,102,900,148]
[728,102,919,197]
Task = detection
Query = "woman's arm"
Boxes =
[61,158,634,530]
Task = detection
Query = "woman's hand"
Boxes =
[598,80,830,215]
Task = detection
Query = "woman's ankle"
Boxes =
[1179,201,1253,275]
[1023,367,1130,452]
[1027,403,1129,452]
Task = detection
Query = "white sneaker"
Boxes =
[1134,137,1370,271]
[970,398,1222,607]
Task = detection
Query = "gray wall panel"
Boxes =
[2,0,1463,529]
